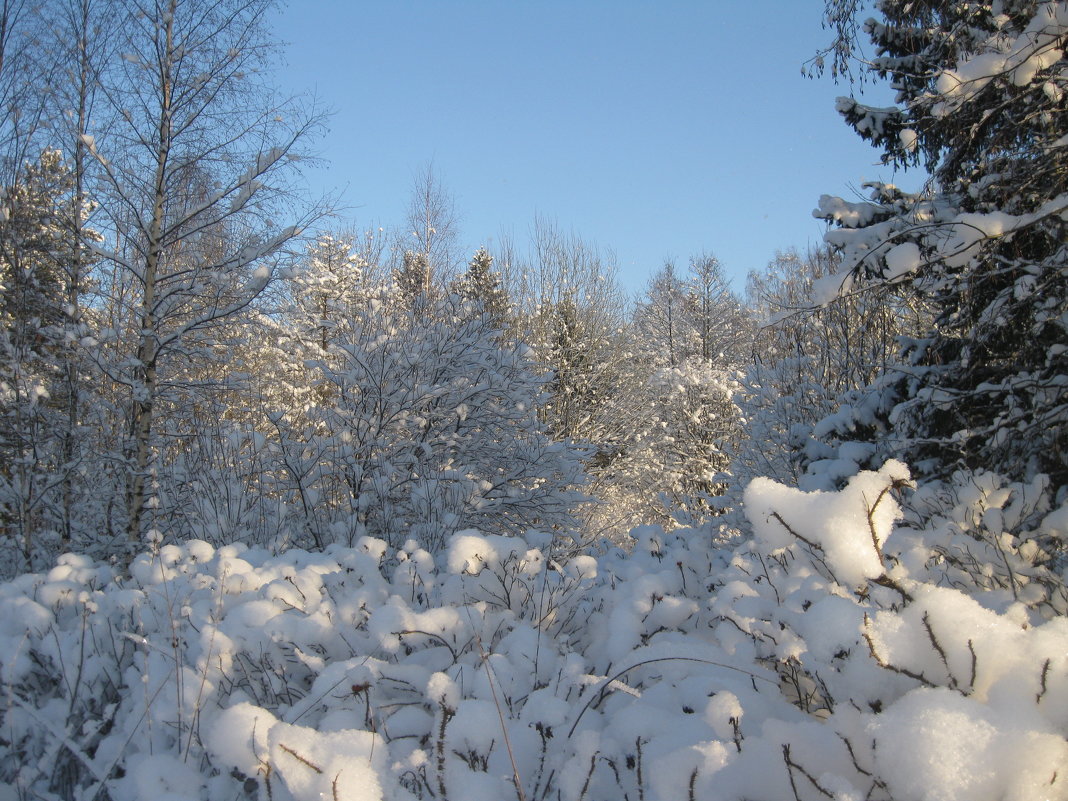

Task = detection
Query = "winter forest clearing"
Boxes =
[0,0,1066,799]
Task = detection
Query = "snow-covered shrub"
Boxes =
[602,359,742,533]
[896,470,1068,616]
[712,462,1068,801]
[269,294,588,552]
[1,465,1065,800]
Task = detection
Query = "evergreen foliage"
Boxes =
[0,150,101,568]
[815,0,1068,485]
[452,246,510,327]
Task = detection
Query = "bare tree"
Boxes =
[401,161,461,284]
[729,246,930,489]
[38,0,115,547]
[686,252,751,366]
[0,0,45,185]
[85,0,328,543]
[634,260,688,367]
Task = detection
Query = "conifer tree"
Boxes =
[453,246,509,327]
[393,250,432,310]
[290,234,368,353]
[814,0,1068,484]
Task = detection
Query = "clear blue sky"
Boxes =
[272,1,913,295]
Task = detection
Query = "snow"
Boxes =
[744,460,909,588]
[813,193,881,229]
[425,670,460,709]
[871,688,1068,801]
[121,753,204,801]
[446,530,531,575]
[933,2,1068,116]
[1,466,1066,801]
[267,723,385,801]
[883,241,922,280]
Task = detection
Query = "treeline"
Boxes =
[0,121,929,572]
[0,0,928,572]
[1,0,1066,583]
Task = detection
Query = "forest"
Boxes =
[0,0,1065,799]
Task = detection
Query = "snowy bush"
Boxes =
[267,294,588,552]
[1,464,1066,800]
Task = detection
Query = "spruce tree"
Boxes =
[453,246,509,328]
[0,150,86,566]
[814,1,1068,484]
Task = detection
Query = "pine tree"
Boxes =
[814,1,1068,484]
[289,234,369,353]
[452,246,510,328]
[394,250,432,310]
[543,292,595,441]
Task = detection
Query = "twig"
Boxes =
[968,639,978,691]
[870,574,913,603]
[756,551,782,606]
[770,511,821,551]
[921,611,957,690]
[476,636,526,801]
[783,745,803,801]
[185,614,222,759]
[782,744,833,799]
[1038,658,1051,703]
[861,477,909,557]
[9,694,110,786]
[568,656,775,737]
[862,615,935,687]
[262,762,274,801]
[277,742,323,773]
[577,753,597,801]
[436,700,454,801]
[396,630,458,663]
[635,737,645,801]
[837,733,871,777]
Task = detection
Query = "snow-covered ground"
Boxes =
[1,463,1065,801]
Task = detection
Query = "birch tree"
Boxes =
[399,161,460,285]
[86,0,326,543]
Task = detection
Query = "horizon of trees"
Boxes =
[0,0,934,570]
[0,0,1061,568]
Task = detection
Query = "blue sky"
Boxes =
[273,1,915,295]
